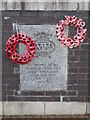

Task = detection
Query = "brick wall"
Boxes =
[2,10,89,102]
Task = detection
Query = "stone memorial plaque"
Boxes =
[19,25,68,91]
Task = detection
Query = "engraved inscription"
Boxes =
[37,41,55,54]
[35,32,55,57]
[27,63,60,80]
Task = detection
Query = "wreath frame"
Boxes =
[56,15,87,48]
[6,33,37,64]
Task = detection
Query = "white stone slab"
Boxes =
[45,102,86,115]
[6,1,21,10]
[4,0,90,2]
[79,2,89,10]
[23,2,78,10]
[0,1,2,10]
[3,102,87,115]
[24,102,44,115]
[87,103,90,114]
[0,102,2,116]
[3,102,44,115]
[2,1,89,10]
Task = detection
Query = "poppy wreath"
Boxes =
[56,15,87,48]
[6,33,37,64]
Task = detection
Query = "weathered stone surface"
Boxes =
[22,2,78,11]
[87,103,90,114]
[3,102,87,115]
[1,1,89,10]
[4,0,90,2]
[3,102,44,115]
[0,102,2,116]
[0,1,2,10]
[79,2,89,10]
[19,25,68,91]
[45,102,86,115]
